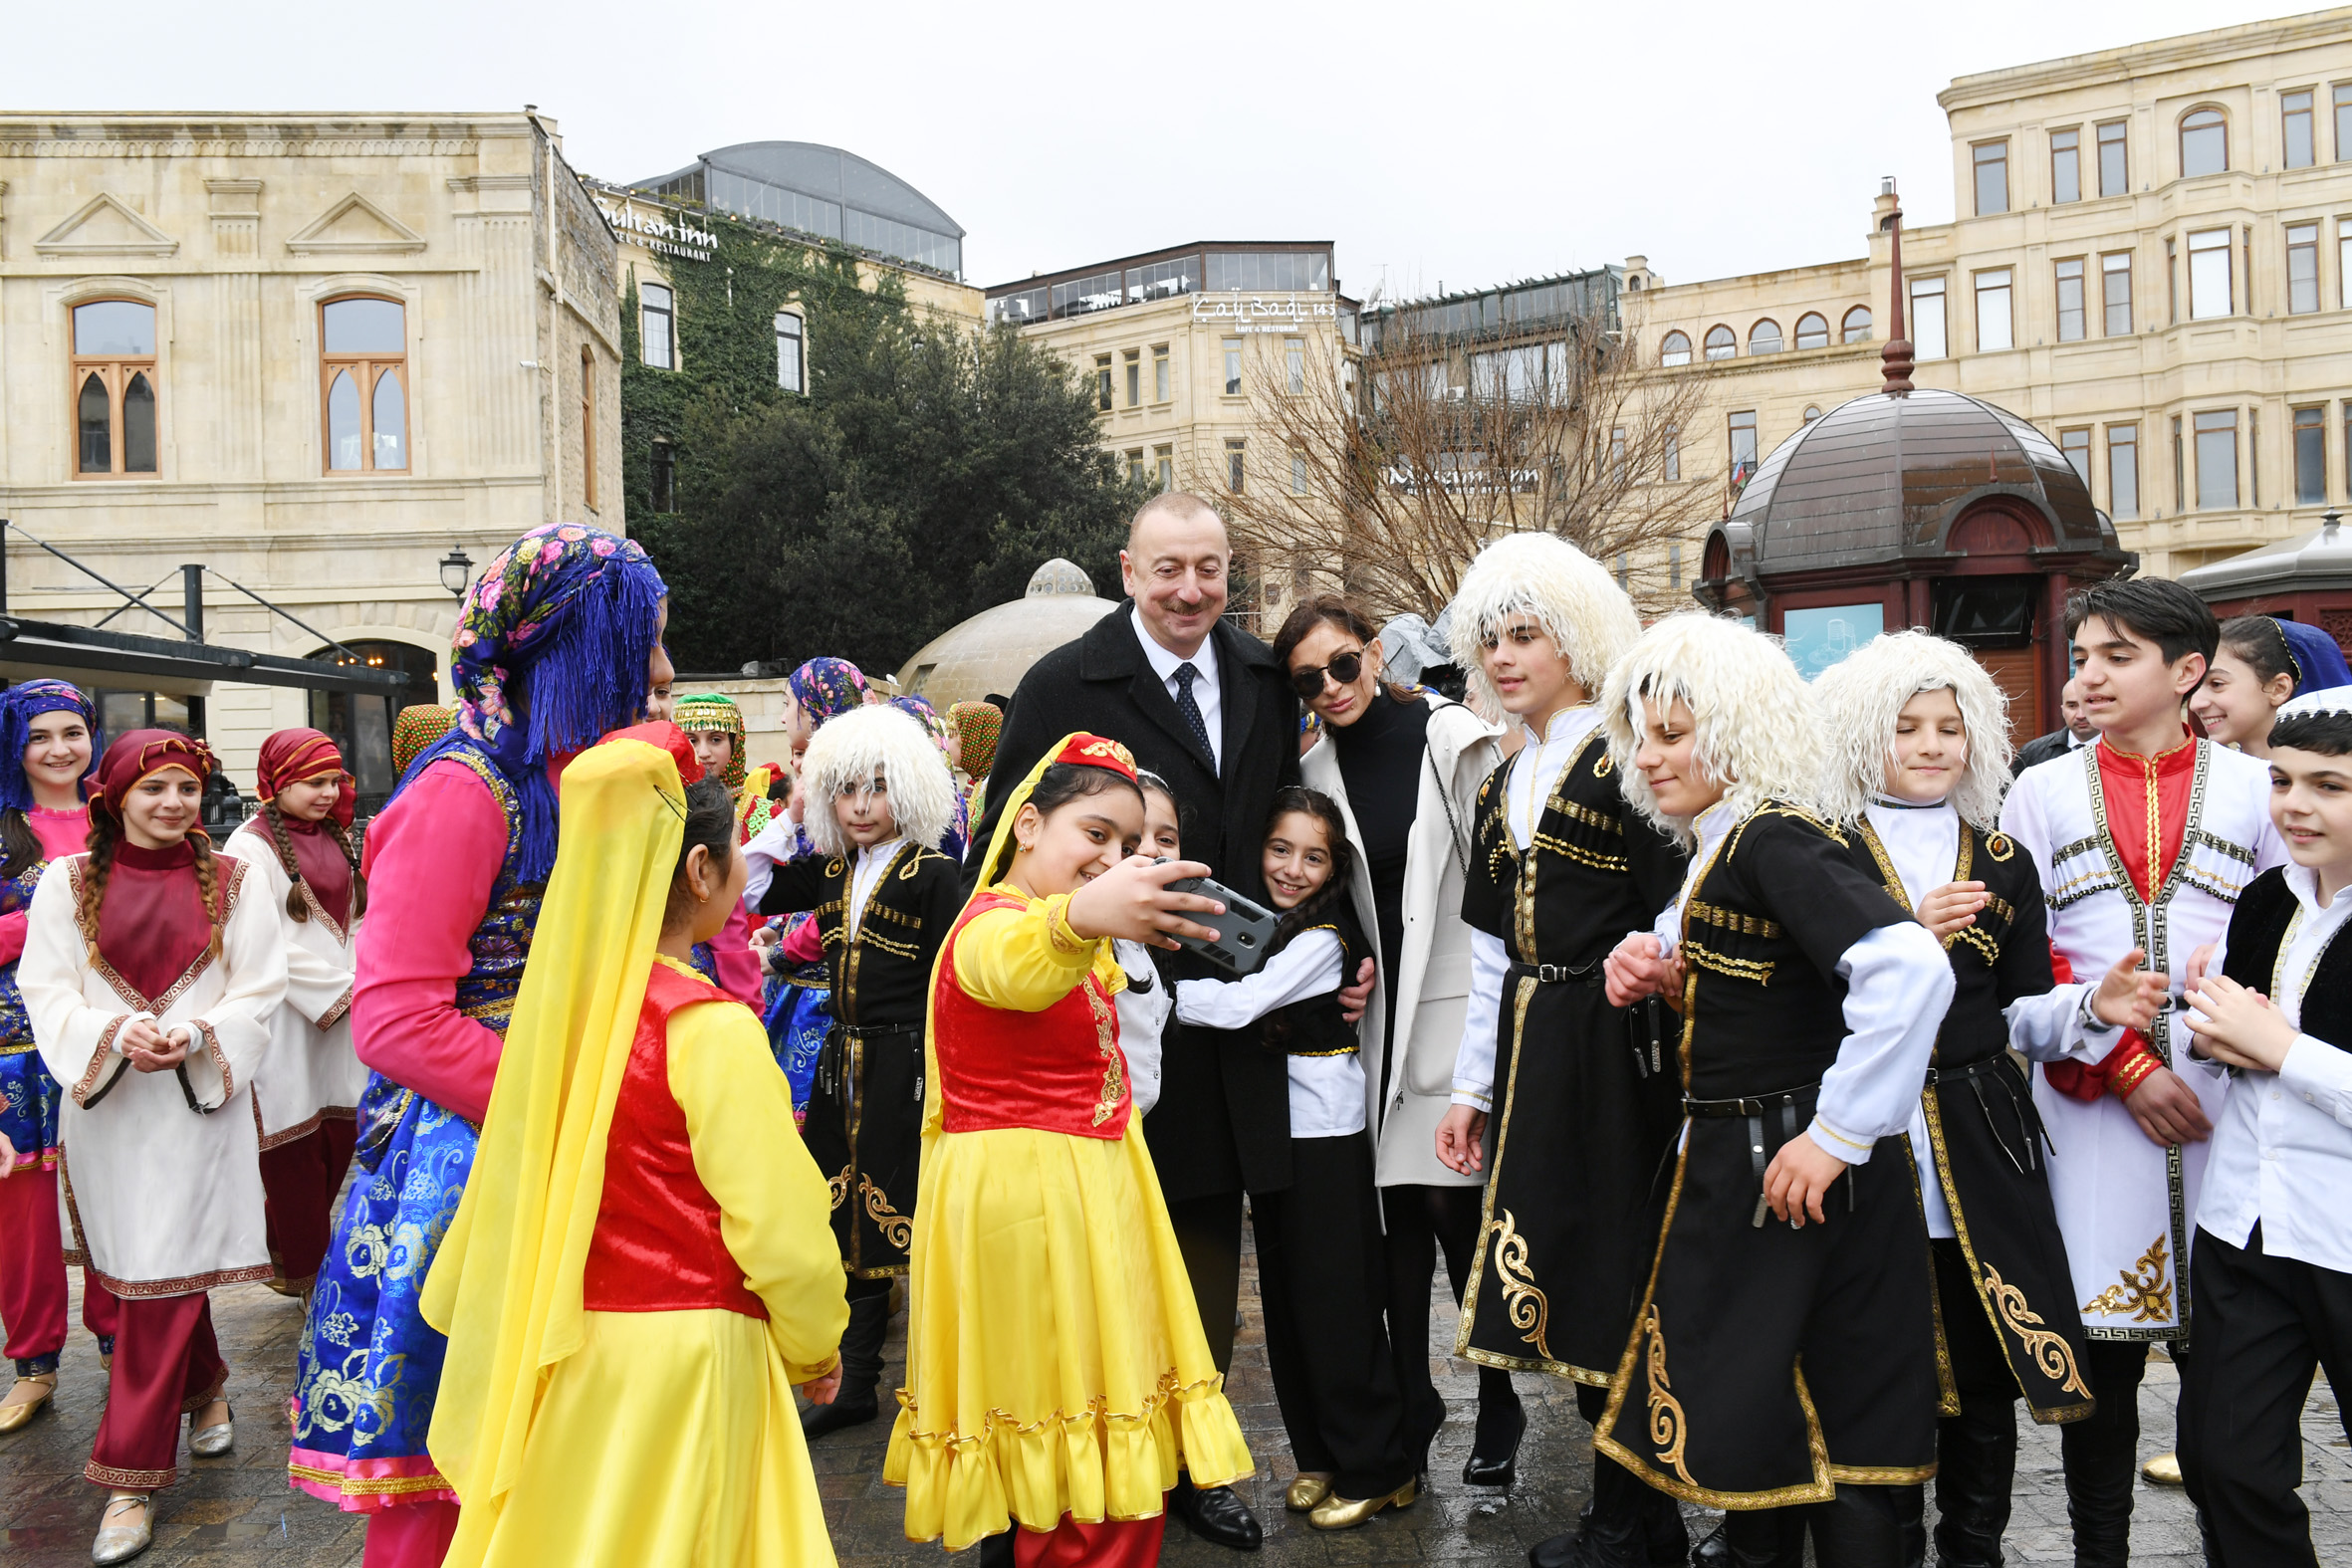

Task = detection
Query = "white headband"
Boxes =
[2274,689,2352,723]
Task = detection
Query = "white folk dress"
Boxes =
[227,819,364,1149]
[1999,738,2284,1345]
[20,854,287,1295]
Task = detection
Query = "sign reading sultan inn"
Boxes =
[1191,293,1339,333]
[592,196,717,262]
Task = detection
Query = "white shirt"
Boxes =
[1863,798,1966,1236]
[1650,799,1739,958]
[1113,939,1172,1117]
[2194,862,2352,1273]
[1176,928,1360,1136]
[1452,706,1607,1109]
[741,814,816,910]
[843,837,904,939]
[1133,608,1223,773]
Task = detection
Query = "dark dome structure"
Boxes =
[1694,199,2132,738]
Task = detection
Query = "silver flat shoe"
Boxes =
[188,1401,232,1458]
[92,1492,151,1564]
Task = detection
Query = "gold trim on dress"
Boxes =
[2080,1233,2173,1322]
[1984,1264,2092,1401]
[860,1175,913,1250]
[1481,1208,1553,1362]
[1640,1304,1695,1485]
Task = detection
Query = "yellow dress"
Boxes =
[883,889,1254,1549]
[462,967,848,1568]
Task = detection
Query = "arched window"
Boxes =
[1841,306,1873,343]
[71,299,158,478]
[1803,405,1824,424]
[1748,320,1782,355]
[1794,313,1829,349]
[1660,331,1692,367]
[321,295,407,474]
[1703,325,1737,360]
[2180,108,2228,177]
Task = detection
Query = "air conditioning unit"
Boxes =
[1443,386,1468,402]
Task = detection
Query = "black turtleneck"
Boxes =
[1328,689,1432,1074]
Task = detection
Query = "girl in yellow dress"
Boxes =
[419,723,849,1568]
[885,732,1255,1566]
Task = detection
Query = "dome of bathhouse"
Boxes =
[894,559,1120,711]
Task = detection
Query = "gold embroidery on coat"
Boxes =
[827,1164,852,1212]
[859,1176,912,1250]
[2080,1234,2173,1322]
[1642,1305,1696,1484]
[1483,1209,1552,1360]
[1983,1264,2092,1398]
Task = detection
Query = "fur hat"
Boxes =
[1602,612,1823,845]
[1445,532,1642,714]
[1812,631,2011,833]
[798,705,958,859]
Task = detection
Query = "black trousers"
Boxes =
[1165,1191,1244,1375]
[1720,1485,1925,1568]
[2053,1336,2162,1565]
[1381,1182,1516,1463]
[2178,1224,2352,1568]
[1253,1134,1413,1499]
[1932,1237,2022,1567]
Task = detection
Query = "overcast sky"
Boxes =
[6,0,2320,300]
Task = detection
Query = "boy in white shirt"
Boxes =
[2180,691,2352,1566]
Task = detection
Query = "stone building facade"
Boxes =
[0,111,623,784]
[1609,9,2352,583]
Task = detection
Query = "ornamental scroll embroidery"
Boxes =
[826,1164,852,1213]
[2080,1234,2173,1322]
[859,1176,912,1250]
[1086,983,1125,1127]
[1642,1304,1696,1484]
[1982,1263,2091,1398]
[1483,1209,1552,1360]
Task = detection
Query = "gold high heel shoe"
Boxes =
[0,1371,56,1434]
[2142,1451,2185,1486]
[1308,1475,1418,1530]
[1285,1472,1332,1512]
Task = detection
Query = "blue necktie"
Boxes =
[1174,662,1214,763]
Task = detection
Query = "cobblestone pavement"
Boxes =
[5,1247,2348,1565]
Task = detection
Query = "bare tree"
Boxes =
[1212,298,1722,623]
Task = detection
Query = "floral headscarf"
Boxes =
[391,704,455,780]
[673,692,748,790]
[947,700,1001,782]
[0,680,102,814]
[397,523,666,883]
[886,695,969,859]
[788,658,866,734]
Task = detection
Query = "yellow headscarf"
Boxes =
[419,729,689,1543]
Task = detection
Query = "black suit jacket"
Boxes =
[967,601,1301,1199]
[2010,729,2080,777]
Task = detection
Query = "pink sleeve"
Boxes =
[0,911,26,969]
[351,762,509,1122]
[707,899,765,1008]
[782,915,823,966]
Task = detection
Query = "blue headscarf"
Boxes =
[389,524,666,883]
[0,680,102,814]
[2274,618,2352,697]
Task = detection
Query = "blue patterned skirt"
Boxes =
[0,1039,60,1170]
[287,1072,475,1510]
[766,980,830,1119]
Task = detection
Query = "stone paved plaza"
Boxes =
[4,1244,2348,1566]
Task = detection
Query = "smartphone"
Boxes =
[1154,859,1280,975]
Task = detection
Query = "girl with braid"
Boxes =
[0,680,118,1434]
[21,731,289,1564]
[226,729,367,1299]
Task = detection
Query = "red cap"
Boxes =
[1052,733,1137,781]
[597,720,706,784]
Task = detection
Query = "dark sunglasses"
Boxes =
[1289,650,1364,700]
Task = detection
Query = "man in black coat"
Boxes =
[970,493,1366,1551]
[2012,677,2095,775]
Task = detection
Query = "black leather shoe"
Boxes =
[977,1530,1015,1568]
[1174,1476,1264,1551]
[1464,1395,1527,1487]
[799,1389,878,1440]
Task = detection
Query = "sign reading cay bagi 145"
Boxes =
[1190,293,1340,334]
[594,198,718,263]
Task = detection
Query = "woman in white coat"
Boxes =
[226,728,367,1298]
[1273,596,1517,1486]
[22,730,287,1563]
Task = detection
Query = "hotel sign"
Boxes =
[1190,293,1339,334]
[593,198,718,263]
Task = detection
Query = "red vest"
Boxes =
[581,962,768,1319]
[932,891,1131,1140]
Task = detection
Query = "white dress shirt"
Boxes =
[740,813,817,910]
[1133,608,1222,772]
[1863,798,1967,1236]
[842,837,904,939]
[1451,706,1607,1110]
[1113,939,1172,1117]
[1176,928,1360,1135]
[2194,862,2352,1273]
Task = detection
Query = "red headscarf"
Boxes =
[94,730,215,822]
[256,728,354,828]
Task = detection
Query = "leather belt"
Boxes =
[1684,1081,1840,1228]
[821,1019,924,1103]
[1925,1052,2051,1175]
[1510,959,1602,987]
[1511,958,1664,1077]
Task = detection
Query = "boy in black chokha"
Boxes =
[1815,632,2166,1568]
[2178,691,2352,1567]
[756,705,963,1440]
[1430,532,1690,1568]
[1599,613,1953,1568]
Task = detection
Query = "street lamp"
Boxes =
[438,545,474,600]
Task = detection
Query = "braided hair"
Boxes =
[259,800,368,923]
[76,809,225,967]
